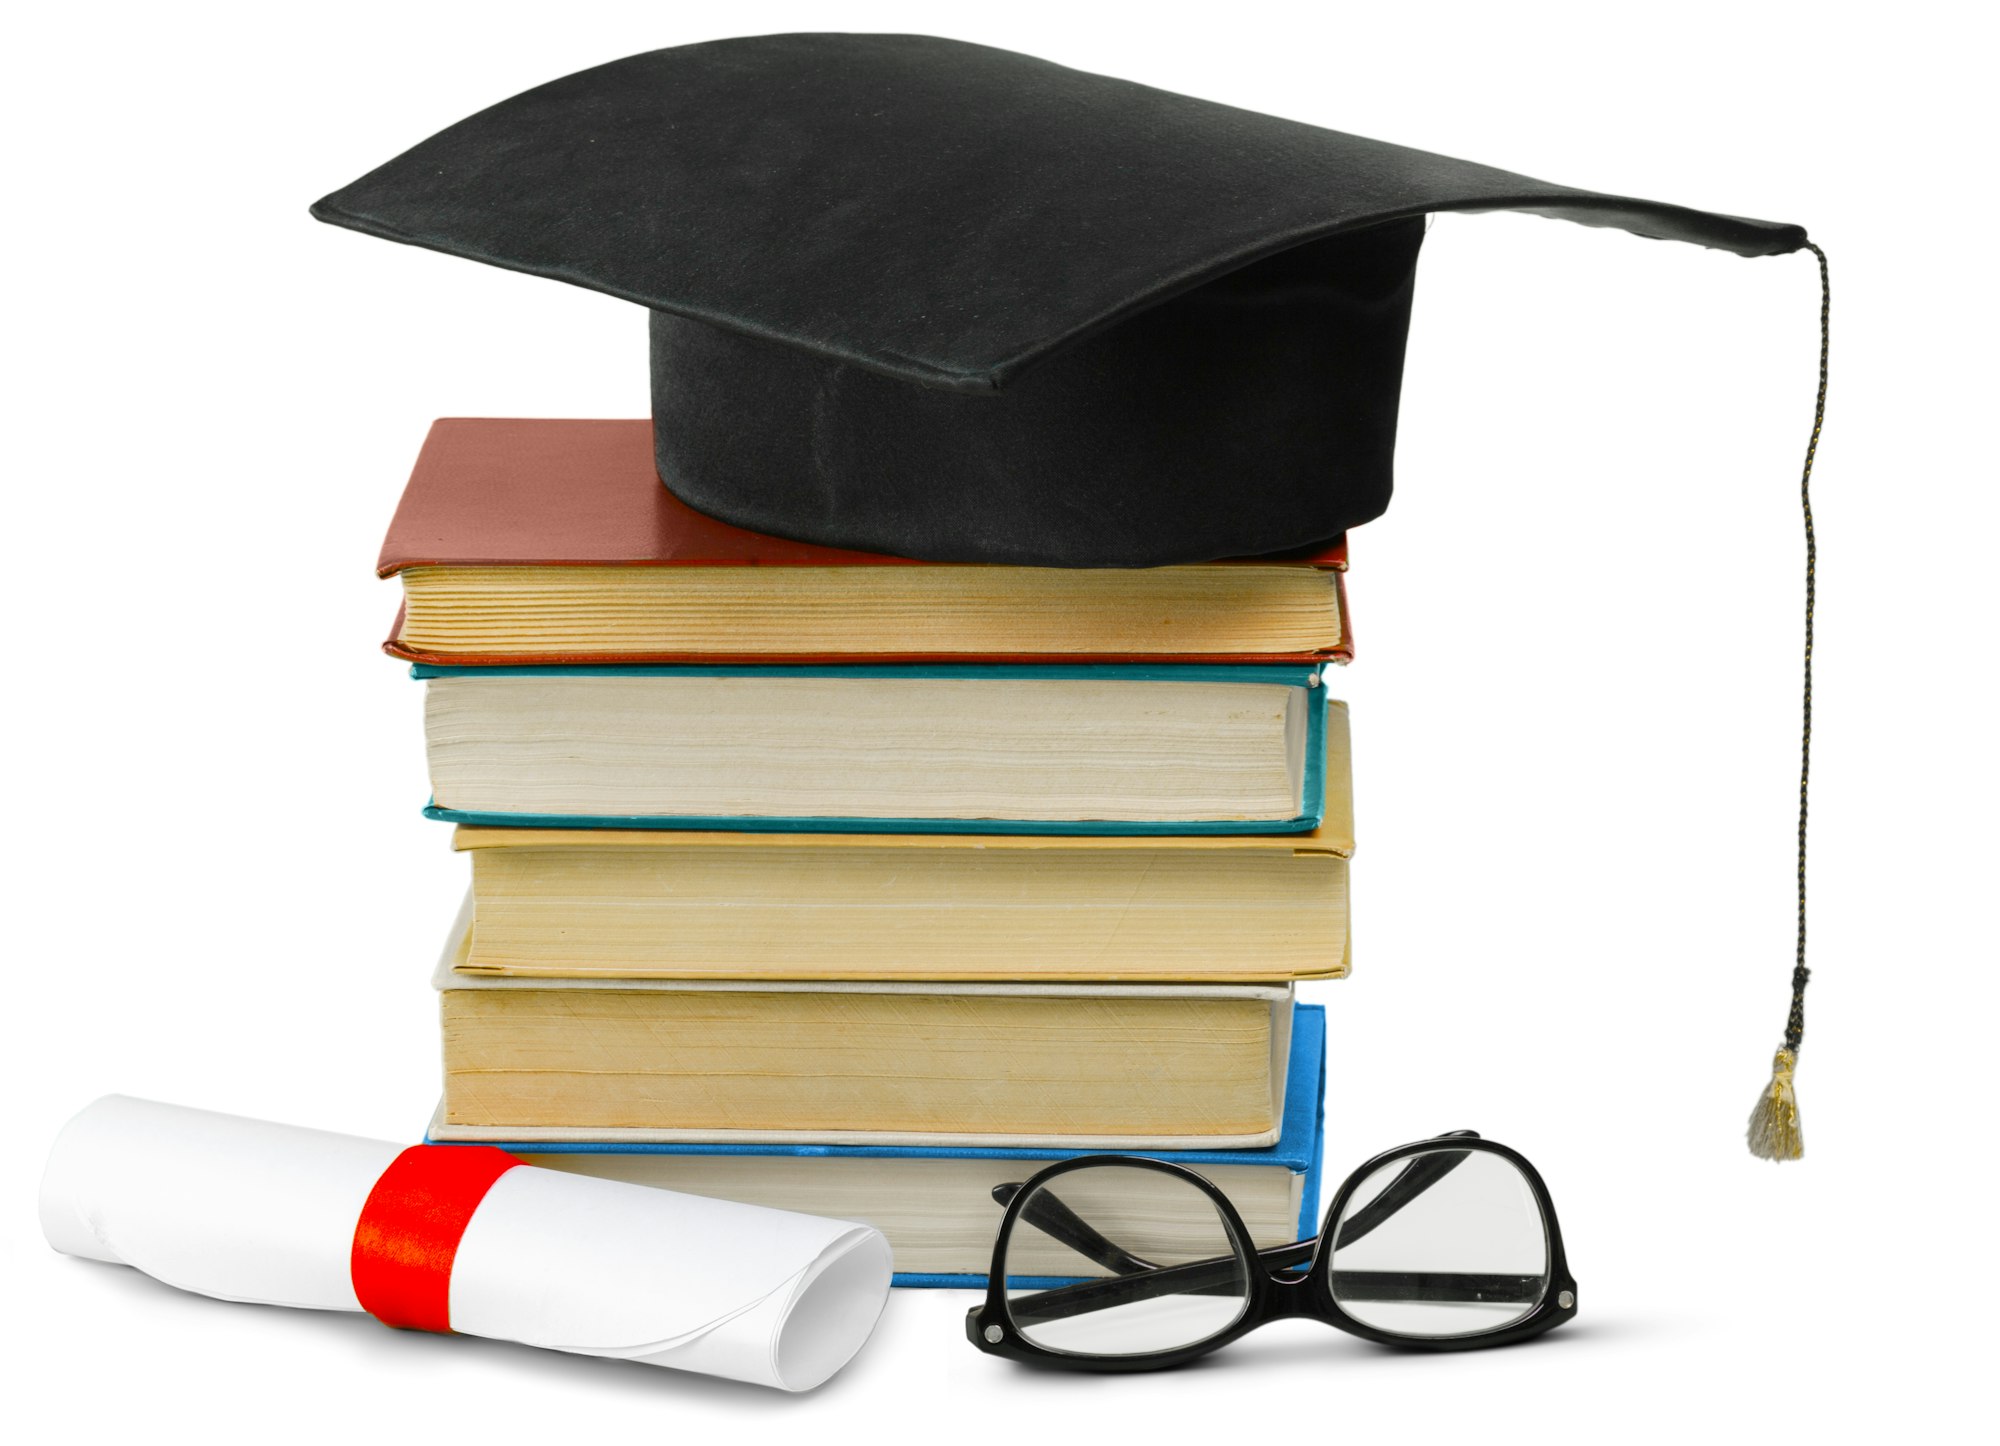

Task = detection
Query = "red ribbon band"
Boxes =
[350,1144,522,1333]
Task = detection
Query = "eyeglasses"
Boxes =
[966,1132,1576,1370]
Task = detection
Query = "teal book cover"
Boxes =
[414,662,1331,836]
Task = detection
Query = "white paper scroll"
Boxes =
[39,1096,892,1391]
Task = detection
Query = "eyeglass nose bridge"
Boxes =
[1259,1255,1324,1316]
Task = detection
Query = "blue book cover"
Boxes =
[413,662,1330,836]
[433,1003,1328,1288]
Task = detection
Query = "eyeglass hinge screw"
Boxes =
[983,1324,1004,1343]
[1558,1290,1575,1309]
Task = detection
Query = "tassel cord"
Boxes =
[1750,241,1828,1162]
[1790,241,1828,1058]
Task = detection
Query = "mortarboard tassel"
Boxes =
[1748,242,1829,1162]
[1748,1046,1802,1160]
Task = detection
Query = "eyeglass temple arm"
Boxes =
[992,1129,1482,1278]
[1333,1130,1480,1249]
[990,1181,1159,1276]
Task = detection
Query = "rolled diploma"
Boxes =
[39,1096,891,1391]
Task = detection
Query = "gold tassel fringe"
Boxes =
[1746,1048,1803,1161]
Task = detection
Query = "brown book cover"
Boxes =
[379,418,1350,665]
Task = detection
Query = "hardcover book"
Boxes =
[433,1005,1329,1286]
[417,663,1334,834]
[379,419,1351,665]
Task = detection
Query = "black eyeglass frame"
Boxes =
[967,1132,1577,1372]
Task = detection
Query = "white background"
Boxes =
[7,2,1992,1439]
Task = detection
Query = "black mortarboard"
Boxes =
[311,32,1805,569]
[311,34,1827,1159]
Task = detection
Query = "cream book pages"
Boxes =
[423,673,1312,821]
[508,1152,1306,1277]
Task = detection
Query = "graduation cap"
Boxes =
[311,33,1828,1156]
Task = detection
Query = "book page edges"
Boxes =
[431,1005,1326,1168]
[446,700,1354,859]
[423,1112,1285,1151]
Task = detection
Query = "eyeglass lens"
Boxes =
[1328,1147,1550,1338]
[1001,1163,1251,1356]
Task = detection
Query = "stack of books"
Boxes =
[389,418,1356,1282]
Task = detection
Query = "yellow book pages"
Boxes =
[1321,698,1354,856]
[439,987,1277,1139]
[460,847,1345,981]
[398,563,1346,659]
